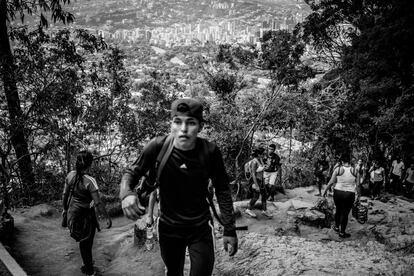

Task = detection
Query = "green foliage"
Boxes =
[299,0,414,161]
[261,30,315,87]
[0,28,140,203]
[131,73,181,143]
[6,0,74,26]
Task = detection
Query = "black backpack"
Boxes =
[136,135,247,230]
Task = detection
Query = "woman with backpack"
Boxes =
[323,151,360,238]
[62,150,112,275]
[245,147,273,218]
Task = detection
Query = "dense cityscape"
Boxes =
[64,0,310,47]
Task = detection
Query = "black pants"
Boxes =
[249,184,267,211]
[266,184,276,199]
[333,189,355,234]
[315,173,326,194]
[369,181,382,198]
[79,224,96,273]
[158,219,215,276]
[405,181,414,196]
[390,173,402,193]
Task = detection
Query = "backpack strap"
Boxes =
[197,139,223,225]
[155,135,174,187]
[199,139,230,228]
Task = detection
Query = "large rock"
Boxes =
[291,199,314,210]
[21,203,57,218]
[296,209,326,228]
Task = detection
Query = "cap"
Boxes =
[171,98,204,122]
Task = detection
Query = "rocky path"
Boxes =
[215,233,413,275]
[4,186,414,275]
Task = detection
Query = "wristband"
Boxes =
[120,190,138,201]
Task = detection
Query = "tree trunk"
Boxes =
[289,126,292,163]
[0,0,35,204]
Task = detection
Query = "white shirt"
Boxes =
[391,160,405,176]
[406,168,414,184]
[335,166,357,193]
[370,167,384,182]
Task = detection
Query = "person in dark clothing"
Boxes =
[62,150,112,276]
[120,98,238,276]
[245,147,272,218]
[368,159,385,199]
[389,156,405,194]
[314,152,330,196]
[263,144,282,200]
[323,152,360,238]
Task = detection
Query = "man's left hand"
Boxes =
[223,236,238,257]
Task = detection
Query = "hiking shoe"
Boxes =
[262,210,273,218]
[81,266,95,275]
[245,209,257,218]
[331,226,340,233]
[339,232,351,238]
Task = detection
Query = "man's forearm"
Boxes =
[215,188,236,237]
[119,173,138,200]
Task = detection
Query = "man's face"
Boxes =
[268,146,275,154]
[171,115,202,150]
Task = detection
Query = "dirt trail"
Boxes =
[7,207,164,276]
[5,186,414,275]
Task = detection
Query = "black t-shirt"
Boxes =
[159,146,210,226]
[123,136,236,235]
[264,152,281,172]
[315,159,329,175]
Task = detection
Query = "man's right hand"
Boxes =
[121,194,145,220]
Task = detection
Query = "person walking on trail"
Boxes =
[368,159,385,200]
[62,150,112,276]
[323,151,360,238]
[263,144,282,201]
[119,98,238,276]
[403,162,414,198]
[389,156,405,194]
[245,148,273,218]
[314,152,330,196]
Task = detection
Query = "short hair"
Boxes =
[269,144,276,149]
[252,147,265,157]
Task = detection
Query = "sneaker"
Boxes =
[81,266,95,275]
[339,232,351,238]
[245,209,257,218]
[262,210,273,218]
[331,226,340,233]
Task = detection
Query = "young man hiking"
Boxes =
[120,98,238,276]
[263,144,282,200]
